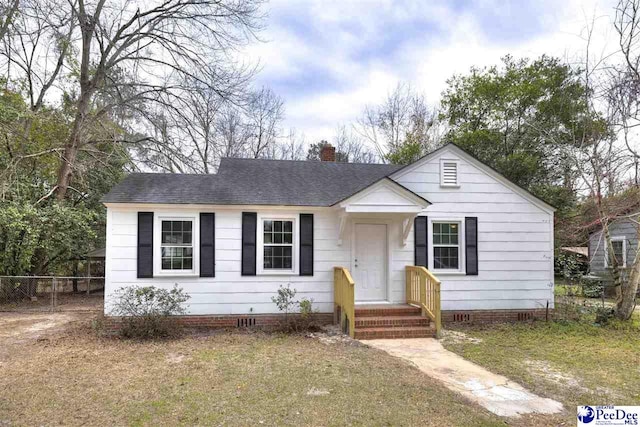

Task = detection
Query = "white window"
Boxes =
[160,219,194,272]
[432,221,462,271]
[440,159,460,187]
[605,237,627,268]
[259,217,296,273]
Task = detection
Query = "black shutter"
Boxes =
[465,217,478,275]
[241,212,257,276]
[137,212,154,278]
[414,216,428,267]
[299,214,314,276]
[200,213,215,277]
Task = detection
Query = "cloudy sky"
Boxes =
[245,0,618,144]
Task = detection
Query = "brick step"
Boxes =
[355,315,430,328]
[355,305,421,317]
[354,326,436,340]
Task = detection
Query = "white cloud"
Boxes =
[243,0,619,144]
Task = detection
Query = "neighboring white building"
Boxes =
[102,143,555,331]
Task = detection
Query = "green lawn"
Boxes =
[0,323,505,426]
[442,315,640,425]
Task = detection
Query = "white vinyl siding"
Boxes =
[105,208,339,315]
[104,146,555,315]
[395,147,555,311]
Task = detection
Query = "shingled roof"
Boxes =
[101,158,403,206]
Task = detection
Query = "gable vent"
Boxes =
[440,160,459,187]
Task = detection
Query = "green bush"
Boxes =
[554,252,587,285]
[271,285,321,332]
[582,278,604,298]
[111,284,190,339]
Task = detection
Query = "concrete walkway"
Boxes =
[362,338,564,418]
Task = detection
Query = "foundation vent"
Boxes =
[453,313,471,322]
[237,317,257,328]
[517,312,533,321]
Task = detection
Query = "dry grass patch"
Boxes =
[443,318,640,426]
[0,321,505,426]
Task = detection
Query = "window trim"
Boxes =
[428,218,465,274]
[257,214,298,275]
[153,215,199,277]
[440,158,460,188]
[604,236,627,268]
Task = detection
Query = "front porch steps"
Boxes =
[353,304,436,339]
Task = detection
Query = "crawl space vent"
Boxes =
[453,313,471,322]
[517,312,532,321]
[237,317,257,327]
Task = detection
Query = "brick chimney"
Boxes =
[320,143,336,162]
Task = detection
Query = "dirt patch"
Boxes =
[306,324,362,346]
[441,329,483,345]
[0,311,94,360]
[524,359,621,399]
[165,352,192,364]
[306,387,331,396]
[524,359,586,391]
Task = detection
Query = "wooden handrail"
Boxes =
[405,266,442,337]
[334,266,355,338]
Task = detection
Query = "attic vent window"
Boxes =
[440,160,460,187]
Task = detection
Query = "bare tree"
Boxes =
[355,83,443,160]
[139,82,286,172]
[1,0,265,200]
[567,7,640,320]
[603,0,640,319]
[333,125,378,163]
[244,87,284,158]
[0,0,20,45]
[264,128,306,160]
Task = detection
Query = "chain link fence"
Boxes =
[0,276,104,312]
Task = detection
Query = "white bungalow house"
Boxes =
[102,143,555,338]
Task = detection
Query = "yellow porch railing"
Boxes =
[406,266,442,338]
[334,266,355,338]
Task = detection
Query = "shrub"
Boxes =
[111,284,190,339]
[299,298,313,318]
[271,284,297,320]
[271,285,321,332]
[594,306,615,325]
[582,278,604,298]
[554,252,587,285]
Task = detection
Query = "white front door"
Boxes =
[353,223,387,302]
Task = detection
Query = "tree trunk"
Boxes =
[54,4,97,201]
